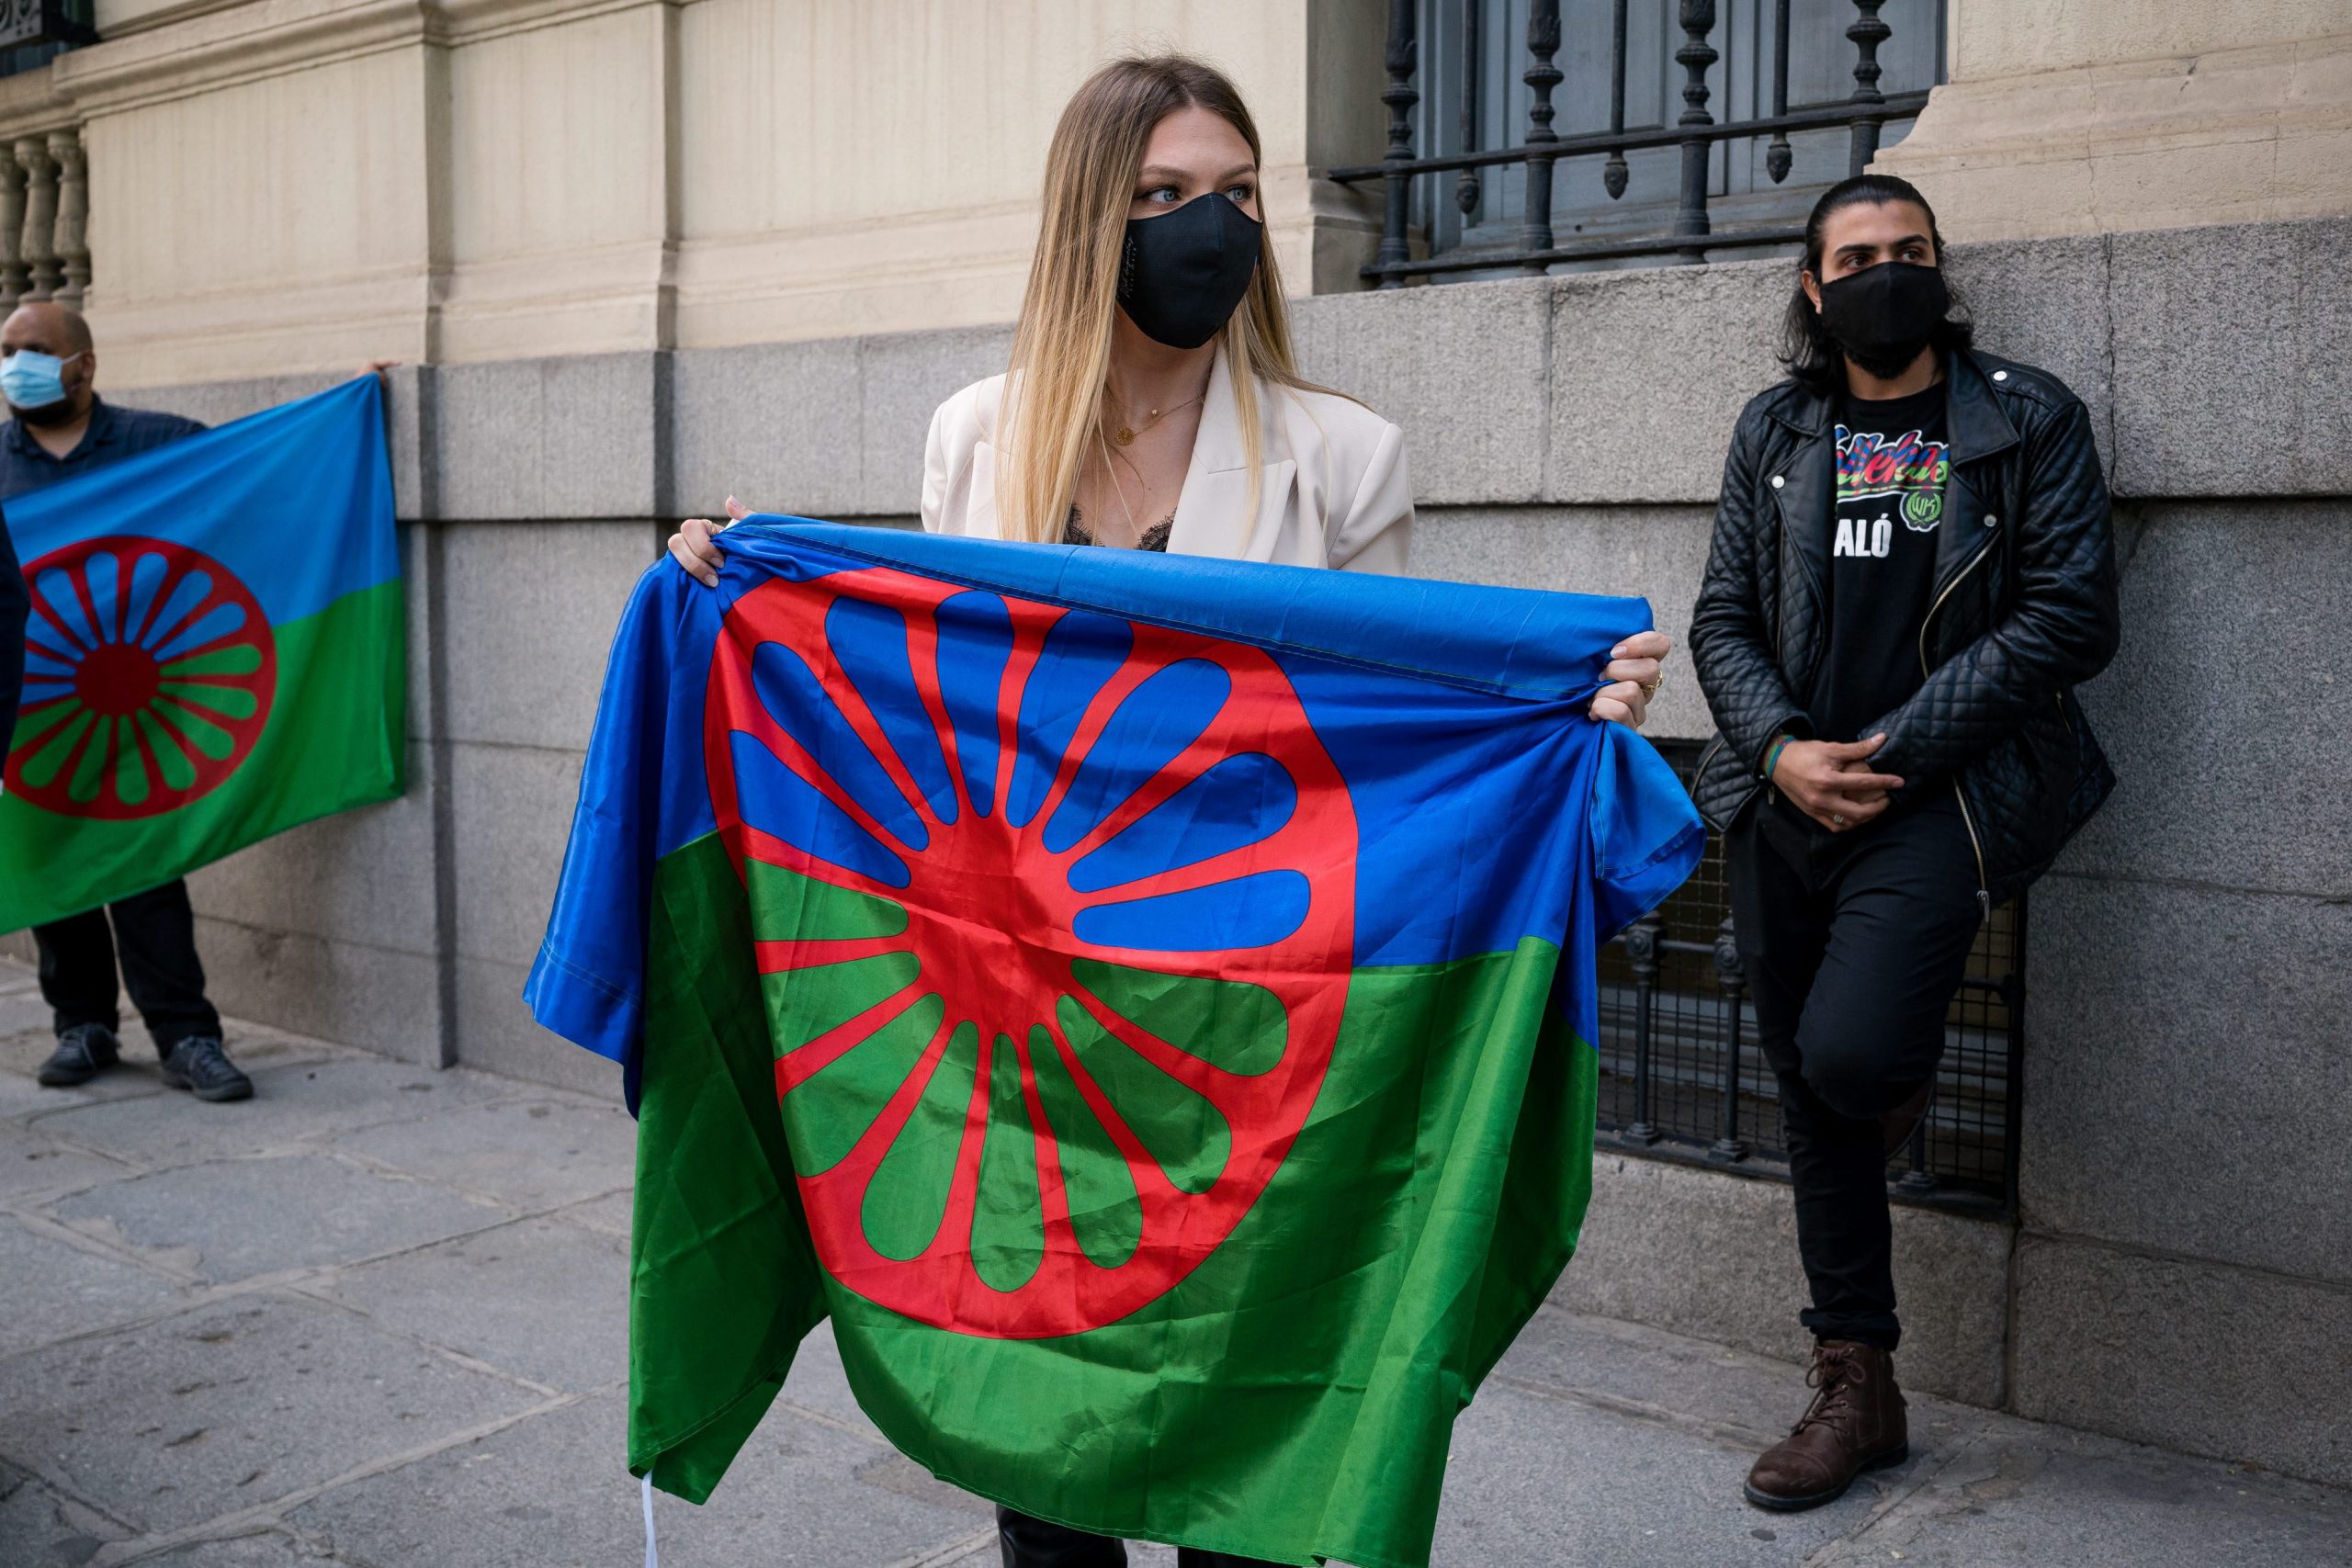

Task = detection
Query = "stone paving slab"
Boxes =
[0,987,51,1036]
[0,1292,542,1536]
[778,1321,882,1440]
[318,1218,629,1394]
[5,965,2349,1568]
[117,1534,324,1568]
[1487,1300,1834,1450]
[28,1058,512,1168]
[0,1454,133,1568]
[553,1189,631,1240]
[1433,1372,1869,1567]
[332,1098,634,1212]
[0,1216,191,1359]
[287,1390,992,1568]
[1804,1416,2352,1568]
[0,1122,134,1205]
[49,1154,512,1286]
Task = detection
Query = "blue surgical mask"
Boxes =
[1,348,85,411]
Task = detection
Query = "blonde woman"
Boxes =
[667,53,1665,728]
[669,52,1668,1567]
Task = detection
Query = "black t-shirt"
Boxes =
[1808,381,1951,744]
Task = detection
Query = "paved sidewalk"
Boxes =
[2,962,2346,1568]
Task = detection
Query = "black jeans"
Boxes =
[996,1506,1283,1568]
[32,878,220,1055]
[1725,789,1983,1350]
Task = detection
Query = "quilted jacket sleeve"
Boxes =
[1867,397,2120,784]
[1690,403,1812,776]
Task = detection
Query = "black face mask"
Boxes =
[1815,261,1951,380]
[1116,193,1263,350]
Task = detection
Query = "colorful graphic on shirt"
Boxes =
[1838,424,1948,525]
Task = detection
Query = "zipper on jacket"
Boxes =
[1952,778,1991,923]
[1778,494,1825,687]
[1771,469,1820,812]
[1775,517,1792,810]
[1920,534,1998,919]
[1777,523,1793,672]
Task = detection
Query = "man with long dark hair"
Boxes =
[1689,175,2120,1511]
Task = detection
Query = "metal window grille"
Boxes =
[1332,0,1946,282]
[0,0,93,79]
[1597,739,2023,1216]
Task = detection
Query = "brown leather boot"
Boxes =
[1743,1340,1909,1510]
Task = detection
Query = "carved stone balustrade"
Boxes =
[0,120,86,310]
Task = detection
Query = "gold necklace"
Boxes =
[1112,389,1205,446]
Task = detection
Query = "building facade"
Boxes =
[3,0,2346,1495]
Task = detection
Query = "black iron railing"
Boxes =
[0,0,95,80]
[1596,741,2024,1216]
[1330,0,1938,283]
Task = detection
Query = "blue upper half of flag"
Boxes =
[527,519,1704,1092]
[7,376,398,627]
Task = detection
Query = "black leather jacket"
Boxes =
[1689,348,2120,908]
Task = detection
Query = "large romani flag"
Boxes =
[1,378,401,931]
[527,519,1702,1568]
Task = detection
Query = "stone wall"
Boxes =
[1875,2,2352,243]
[23,215,2345,1489]
[0,0,1385,387]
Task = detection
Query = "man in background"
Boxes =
[2,299,252,1103]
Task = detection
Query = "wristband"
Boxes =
[1762,734,1794,783]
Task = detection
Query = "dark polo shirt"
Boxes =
[0,397,207,752]
[0,395,207,502]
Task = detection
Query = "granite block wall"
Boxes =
[44,216,2342,1483]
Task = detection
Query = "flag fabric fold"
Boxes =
[1,377,402,931]
[528,518,1702,1568]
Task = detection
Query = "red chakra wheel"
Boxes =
[706,564,1358,1337]
[6,536,277,820]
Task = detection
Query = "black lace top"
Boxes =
[1064,505,1172,552]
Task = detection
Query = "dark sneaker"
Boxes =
[160,1037,254,1103]
[1744,1340,1909,1511]
[37,1023,120,1087]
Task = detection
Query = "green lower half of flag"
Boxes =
[0,580,404,931]
[629,834,1597,1568]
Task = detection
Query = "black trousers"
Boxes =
[1725,789,1983,1350]
[996,1506,1283,1568]
[32,878,220,1055]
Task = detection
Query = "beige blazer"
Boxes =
[920,344,1413,573]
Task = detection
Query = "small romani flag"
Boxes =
[527,519,1702,1568]
[1,378,402,931]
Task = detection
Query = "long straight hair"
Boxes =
[1001,53,1323,544]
